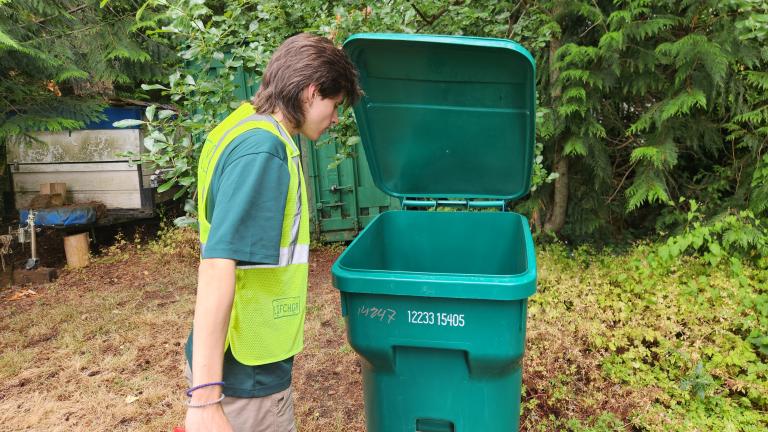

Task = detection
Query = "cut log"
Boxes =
[64,232,90,268]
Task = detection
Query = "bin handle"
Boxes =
[416,418,455,432]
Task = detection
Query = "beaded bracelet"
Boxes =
[186,381,225,397]
[186,393,226,408]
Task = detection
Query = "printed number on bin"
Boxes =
[407,311,465,327]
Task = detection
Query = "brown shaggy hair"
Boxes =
[251,33,362,128]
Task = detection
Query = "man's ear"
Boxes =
[306,84,318,101]
[301,84,317,108]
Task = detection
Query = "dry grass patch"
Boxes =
[4,229,716,432]
[0,229,197,431]
[294,247,364,432]
[521,255,657,430]
[0,230,364,432]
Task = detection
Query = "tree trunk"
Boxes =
[544,156,568,232]
[543,31,569,233]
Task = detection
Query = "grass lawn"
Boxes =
[0,229,765,431]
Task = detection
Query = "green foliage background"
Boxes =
[3,0,766,430]
[114,0,768,246]
[6,0,767,248]
[0,0,172,137]
[528,243,767,431]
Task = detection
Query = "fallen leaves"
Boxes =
[5,289,37,301]
[45,80,62,97]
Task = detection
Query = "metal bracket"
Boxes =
[328,184,353,193]
[317,201,344,209]
[401,198,506,211]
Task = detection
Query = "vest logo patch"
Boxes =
[273,297,301,319]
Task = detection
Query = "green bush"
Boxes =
[525,243,768,431]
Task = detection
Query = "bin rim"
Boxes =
[332,262,537,301]
[331,211,537,301]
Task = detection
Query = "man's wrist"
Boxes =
[189,385,223,403]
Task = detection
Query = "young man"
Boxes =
[184,33,361,432]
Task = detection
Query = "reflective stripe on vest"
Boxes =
[197,103,310,366]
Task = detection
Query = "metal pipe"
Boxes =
[28,212,37,261]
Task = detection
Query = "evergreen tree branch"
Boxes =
[32,4,90,25]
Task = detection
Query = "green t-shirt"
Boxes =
[186,129,293,398]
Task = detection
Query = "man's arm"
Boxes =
[185,258,236,432]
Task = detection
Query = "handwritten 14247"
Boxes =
[358,305,396,324]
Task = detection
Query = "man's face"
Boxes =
[299,87,343,141]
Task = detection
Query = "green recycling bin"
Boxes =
[332,34,537,432]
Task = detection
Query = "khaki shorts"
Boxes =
[185,363,296,432]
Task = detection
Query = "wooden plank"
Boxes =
[13,268,58,285]
[15,190,141,209]
[141,164,154,188]
[7,130,142,163]
[13,171,139,193]
[96,209,154,226]
[12,162,137,173]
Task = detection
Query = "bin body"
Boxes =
[333,210,536,432]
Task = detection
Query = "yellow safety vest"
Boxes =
[197,103,310,366]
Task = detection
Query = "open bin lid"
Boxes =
[343,33,536,201]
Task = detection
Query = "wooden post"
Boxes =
[63,233,90,268]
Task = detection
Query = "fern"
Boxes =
[750,155,768,213]
[564,137,587,156]
[745,71,768,91]
[659,89,707,121]
[733,105,768,125]
[626,168,672,211]
[630,147,662,167]
[105,45,152,63]
[628,104,660,134]
[630,137,678,170]
[625,17,679,41]
[558,44,601,65]
[598,31,625,52]
[558,68,590,84]
[557,103,587,117]
[562,86,586,103]
[606,10,633,30]
[585,118,607,139]
[656,35,729,85]
[0,28,20,50]
[55,68,90,82]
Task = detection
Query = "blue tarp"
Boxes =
[84,106,144,129]
[19,207,97,228]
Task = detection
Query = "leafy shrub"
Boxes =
[652,200,768,269]
[526,242,768,431]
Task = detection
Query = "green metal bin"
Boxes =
[332,34,537,432]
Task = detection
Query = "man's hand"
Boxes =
[185,404,233,432]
